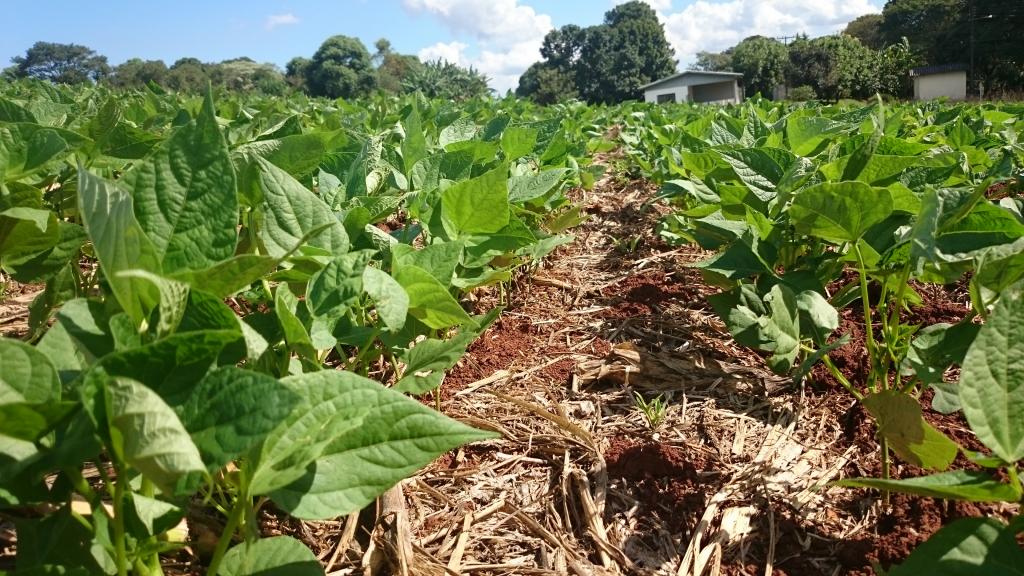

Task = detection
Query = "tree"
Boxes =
[787,34,876,101]
[540,25,586,71]
[305,35,377,99]
[844,14,885,50]
[10,41,110,84]
[875,38,917,97]
[106,58,168,89]
[730,36,788,97]
[285,57,311,90]
[516,62,577,104]
[371,38,423,94]
[402,60,490,101]
[573,2,676,103]
[166,57,209,92]
[693,50,733,71]
[880,0,960,61]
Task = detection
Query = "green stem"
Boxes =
[112,471,129,576]
[880,437,891,506]
[854,244,880,391]
[802,344,864,401]
[206,493,246,576]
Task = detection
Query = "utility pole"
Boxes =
[968,1,994,96]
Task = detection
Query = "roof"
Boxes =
[910,63,968,77]
[639,70,744,91]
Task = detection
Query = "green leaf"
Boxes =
[394,329,478,394]
[837,471,1021,502]
[127,493,184,538]
[391,242,462,286]
[362,267,408,332]
[306,251,373,317]
[795,290,838,344]
[890,518,1024,576]
[718,147,792,201]
[0,207,58,267]
[441,165,510,236]
[218,536,323,576]
[959,290,1024,463]
[266,371,495,519]
[104,377,205,494]
[393,265,475,330]
[274,283,317,360]
[501,126,538,161]
[401,106,427,175]
[125,92,238,272]
[863,390,959,471]
[177,367,300,472]
[0,338,60,405]
[8,221,86,283]
[77,169,162,325]
[255,157,349,258]
[790,182,894,243]
[507,169,568,204]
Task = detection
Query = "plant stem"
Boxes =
[112,471,129,576]
[206,494,246,576]
[854,244,880,391]
[880,437,891,506]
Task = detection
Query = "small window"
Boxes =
[656,93,676,104]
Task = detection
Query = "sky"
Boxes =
[3,0,885,94]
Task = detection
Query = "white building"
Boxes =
[640,70,744,104]
[910,64,968,101]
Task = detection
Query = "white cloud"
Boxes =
[264,13,300,31]
[405,0,553,93]
[647,0,883,68]
[418,41,469,66]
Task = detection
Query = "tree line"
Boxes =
[517,0,1022,104]
[2,36,492,100]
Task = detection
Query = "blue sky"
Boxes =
[3,0,882,93]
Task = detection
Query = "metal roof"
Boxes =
[639,70,744,91]
[910,63,968,77]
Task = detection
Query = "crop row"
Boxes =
[619,97,1024,572]
[0,81,611,574]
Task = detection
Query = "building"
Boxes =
[910,64,968,101]
[640,70,744,104]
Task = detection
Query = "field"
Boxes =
[0,80,1022,576]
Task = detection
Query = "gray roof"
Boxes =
[910,63,968,77]
[639,70,744,91]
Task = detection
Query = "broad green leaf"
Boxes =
[274,283,317,360]
[837,471,1021,502]
[268,371,495,519]
[501,126,538,161]
[218,536,323,576]
[959,290,1024,463]
[441,165,510,236]
[394,328,479,394]
[14,507,114,575]
[0,338,60,405]
[795,290,838,344]
[904,321,980,386]
[127,494,184,538]
[391,242,462,286]
[0,401,76,442]
[394,264,475,330]
[117,270,189,338]
[177,367,300,472]
[718,147,792,201]
[96,330,240,407]
[508,169,568,204]
[401,106,426,174]
[863,390,959,471]
[440,118,477,147]
[362,266,408,332]
[786,115,844,156]
[105,377,205,494]
[0,207,58,267]
[790,182,894,244]
[125,92,238,272]
[8,221,86,283]
[890,518,1024,576]
[255,157,349,258]
[306,251,373,317]
[77,169,162,325]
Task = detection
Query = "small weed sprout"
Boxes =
[633,391,667,430]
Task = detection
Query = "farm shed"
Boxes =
[910,64,968,101]
[640,70,743,104]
